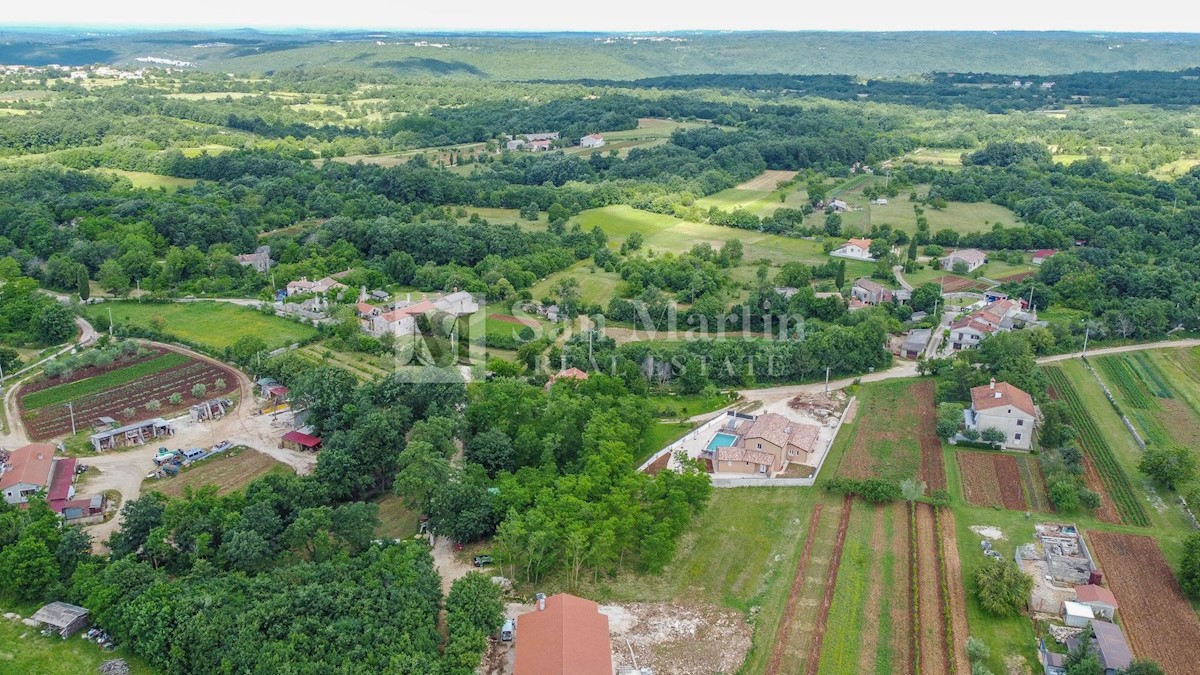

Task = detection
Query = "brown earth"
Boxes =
[804,495,853,675]
[932,275,991,293]
[487,313,538,327]
[957,452,1004,508]
[1088,531,1200,675]
[915,380,947,491]
[915,503,949,675]
[993,455,1028,510]
[149,446,290,498]
[938,509,972,674]
[766,502,824,675]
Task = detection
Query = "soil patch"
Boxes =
[804,495,853,675]
[606,602,752,675]
[766,502,824,675]
[915,503,948,675]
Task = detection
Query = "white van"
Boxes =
[500,618,515,642]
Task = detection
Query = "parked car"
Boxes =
[473,555,493,567]
[500,619,515,642]
[182,448,205,461]
[154,450,180,466]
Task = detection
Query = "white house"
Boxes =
[949,317,996,350]
[364,291,478,337]
[830,238,875,261]
[580,133,605,148]
[940,248,988,273]
[286,275,348,297]
[966,379,1038,450]
[0,444,56,505]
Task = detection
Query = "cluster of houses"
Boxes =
[503,132,605,151]
[357,290,478,337]
[0,443,105,522]
[0,63,145,79]
[949,294,1044,351]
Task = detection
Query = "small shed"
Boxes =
[31,601,90,638]
[281,430,322,452]
[1063,601,1094,628]
[1074,584,1118,620]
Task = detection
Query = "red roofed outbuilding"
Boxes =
[281,430,323,451]
[514,594,612,675]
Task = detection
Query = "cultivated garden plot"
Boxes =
[954,451,1046,511]
[1087,532,1200,675]
[836,380,930,483]
[20,348,238,441]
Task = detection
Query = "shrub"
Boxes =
[144,400,161,411]
[974,557,1033,616]
[192,383,208,398]
[122,407,136,419]
[215,378,227,390]
[980,427,1006,444]
[965,636,990,663]
[169,393,183,405]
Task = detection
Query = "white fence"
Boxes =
[636,410,746,472]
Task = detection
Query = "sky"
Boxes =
[3,0,1198,33]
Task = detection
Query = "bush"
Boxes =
[825,477,902,503]
[169,393,183,405]
[974,557,1033,616]
[215,378,227,390]
[192,383,208,398]
[965,636,990,663]
[980,427,1006,445]
[1138,445,1198,490]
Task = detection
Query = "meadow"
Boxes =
[91,301,318,351]
[0,616,155,675]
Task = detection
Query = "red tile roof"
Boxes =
[1033,249,1058,258]
[1074,584,1118,608]
[47,458,76,502]
[281,430,322,448]
[0,443,56,491]
[514,594,612,675]
[971,381,1036,417]
[846,237,872,249]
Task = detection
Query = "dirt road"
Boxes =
[430,534,476,595]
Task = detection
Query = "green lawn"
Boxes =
[646,391,736,419]
[807,177,1022,237]
[0,615,155,675]
[637,421,693,465]
[374,493,422,540]
[88,168,199,190]
[529,261,623,308]
[22,352,190,410]
[93,301,318,352]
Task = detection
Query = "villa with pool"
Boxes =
[694,412,827,478]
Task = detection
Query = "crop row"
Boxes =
[1130,352,1174,399]
[23,352,191,410]
[1015,456,1052,511]
[1043,367,1150,527]
[1095,356,1156,410]
[908,502,920,675]
[933,507,954,671]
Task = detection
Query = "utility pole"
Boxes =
[108,306,113,337]
[1082,323,1091,357]
[67,401,76,436]
[825,366,831,394]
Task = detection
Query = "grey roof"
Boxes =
[1091,621,1133,670]
[88,417,169,441]
[31,601,89,627]
[904,329,932,350]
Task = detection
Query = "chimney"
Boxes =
[536,593,546,611]
[990,378,996,390]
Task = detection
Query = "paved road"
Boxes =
[738,338,1200,406]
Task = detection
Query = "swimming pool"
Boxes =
[706,432,738,451]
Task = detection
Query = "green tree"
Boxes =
[34,301,76,344]
[911,282,942,313]
[936,403,963,439]
[1180,532,1200,599]
[0,536,58,601]
[76,265,90,301]
[427,475,498,543]
[446,572,504,638]
[520,201,539,221]
[974,557,1033,616]
[98,259,131,295]
[980,427,1006,445]
[465,429,515,477]
[835,260,846,289]
[824,212,843,237]
[1117,661,1166,675]
[229,335,268,367]
[1138,445,1198,490]
[0,347,21,376]
[191,383,208,398]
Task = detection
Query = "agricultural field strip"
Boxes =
[914,502,949,675]
[24,360,234,440]
[765,502,825,675]
[804,495,853,675]
[22,353,190,410]
[1043,366,1150,526]
[1087,532,1200,675]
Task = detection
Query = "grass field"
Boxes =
[900,148,971,166]
[22,352,190,410]
[93,301,318,351]
[0,615,155,675]
[374,493,422,540]
[147,446,292,498]
[89,168,199,190]
[293,342,393,383]
[807,177,1023,237]
[638,421,693,465]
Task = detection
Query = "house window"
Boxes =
[1017,419,1024,426]
[1014,433,1022,441]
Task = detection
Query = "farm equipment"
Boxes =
[162,464,179,477]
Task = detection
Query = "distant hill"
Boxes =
[2,29,1200,78]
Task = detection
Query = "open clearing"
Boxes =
[806,179,1022,236]
[0,614,154,675]
[91,301,318,351]
[147,446,292,498]
[835,379,929,483]
[737,169,799,191]
[89,168,199,190]
[1087,531,1200,675]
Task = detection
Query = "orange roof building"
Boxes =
[970,380,1037,418]
[514,594,612,675]
[1,443,57,505]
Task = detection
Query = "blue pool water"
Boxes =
[706,433,738,451]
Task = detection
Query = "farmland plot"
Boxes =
[956,451,1029,511]
[835,380,927,483]
[1087,532,1200,675]
[20,351,238,441]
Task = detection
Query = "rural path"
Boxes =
[430,534,476,595]
[736,338,1200,406]
[892,265,913,291]
[1,317,98,448]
